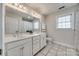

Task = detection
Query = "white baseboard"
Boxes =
[53,40,75,49]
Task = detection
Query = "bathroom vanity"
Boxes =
[5,4,46,56]
[5,33,46,56]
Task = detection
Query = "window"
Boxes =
[57,15,71,28]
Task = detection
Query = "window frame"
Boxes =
[56,14,72,29]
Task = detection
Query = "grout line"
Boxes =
[45,46,52,56]
[45,43,58,56]
[36,42,78,56]
[42,43,53,56]
[55,45,60,56]
[65,47,67,56]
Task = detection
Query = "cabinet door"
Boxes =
[33,41,40,55]
[41,33,46,49]
[33,36,40,55]
[41,37,45,49]
[6,46,21,56]
[22,42,32,56]
[43,34,46,46]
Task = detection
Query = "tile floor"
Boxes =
[36,43,79,56]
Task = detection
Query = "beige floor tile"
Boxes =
[58,48,67,53]
[46,52,56,56]
[40,45,51,55]
[57,51,66,56]
[36,43,78,56]
[36,53,45,56]
[66,53,77,56]
[49,48,57,53]
[66,48,77,56]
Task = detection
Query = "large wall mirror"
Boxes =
[5,6,41,34]
[21,17,40,33]
[33,19,40,33]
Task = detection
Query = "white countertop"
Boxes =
[5,33,41,43]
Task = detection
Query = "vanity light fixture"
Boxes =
[23,7,26,10]
[31,11,37,17]
[19,4,23,8]
[8,4,41,18]
[14,3,19,7]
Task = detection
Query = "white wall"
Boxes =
[0,4,2,49]
[46,5,79,48]
[74,7,79,50]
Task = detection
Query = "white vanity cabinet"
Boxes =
[5,38,32,56]
[33,35,40,55]
[32,33,46,55]
[5,33,47,56]
[40,33,46,49]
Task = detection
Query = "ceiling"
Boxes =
[24,3,77,16]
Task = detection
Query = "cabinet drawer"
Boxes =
[6,38,32,49]
[33,36,40,41]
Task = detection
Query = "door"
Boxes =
[6,46,21,56]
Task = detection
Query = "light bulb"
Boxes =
[23,7,26,10]
[19,5,23,8]
[14,3,19,7]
